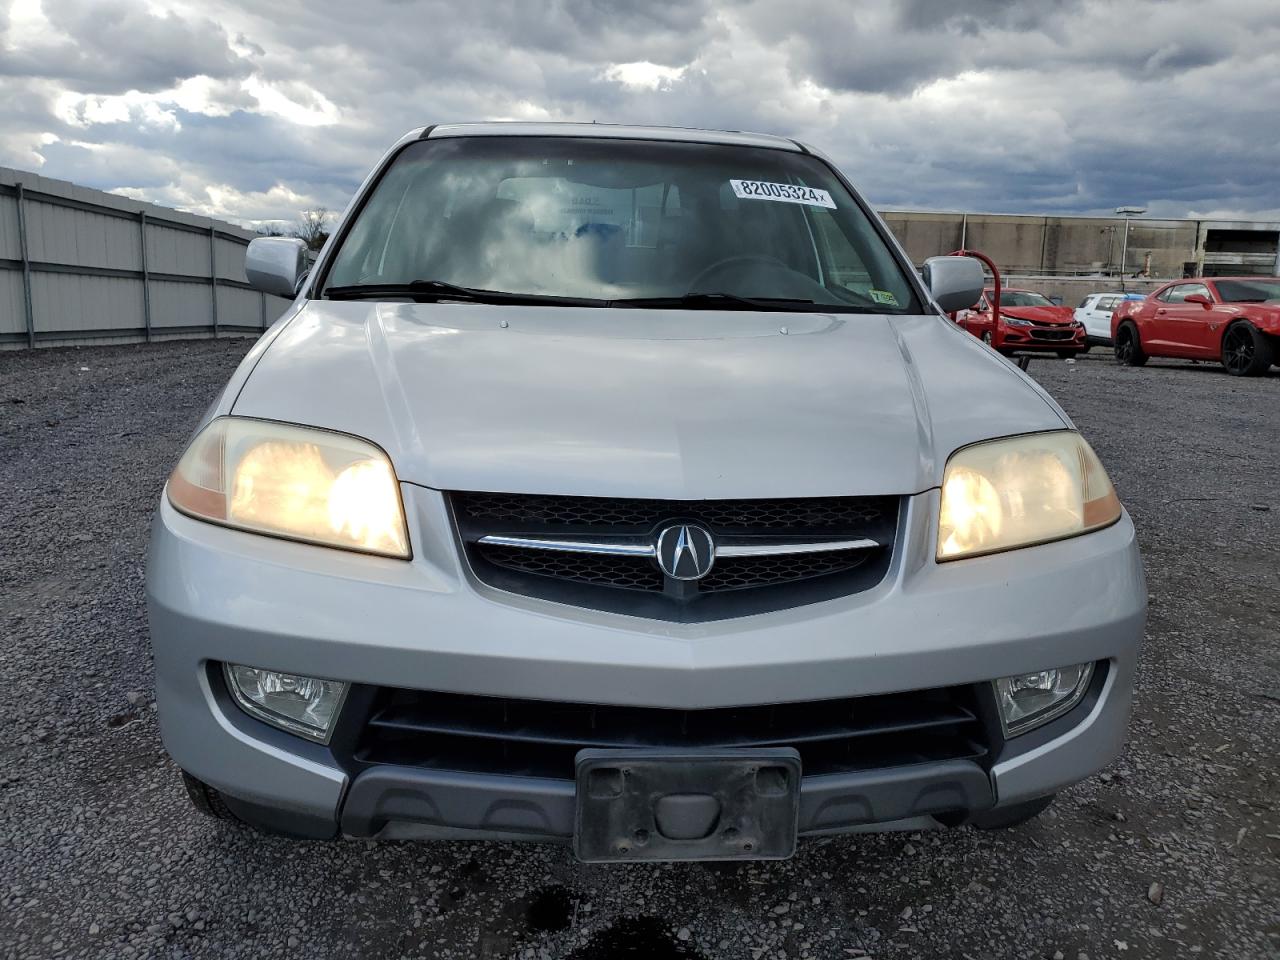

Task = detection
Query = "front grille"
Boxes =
[457,492,888,534]
[349,685,991,781]
[699,547,872,592]
[452,492,899,621]
[1029,327,1074,341]
[480,543,665,592]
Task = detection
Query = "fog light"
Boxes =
[994,662,1094,736]
[224,664,348,742]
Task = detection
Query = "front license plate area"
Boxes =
[574,748,801,863]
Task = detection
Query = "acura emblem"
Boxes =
[656,524,716,580]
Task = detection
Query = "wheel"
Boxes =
[981,331,993,345]
[181,770,338,838]
[969,794,1054,830]
[1114,322,1147,366]
[1221,322,1274,377]
[182,771,238,821]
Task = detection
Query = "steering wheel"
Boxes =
[686,254,792,292]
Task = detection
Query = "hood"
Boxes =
[1000,304,1076,325]
[232,302,1068,498]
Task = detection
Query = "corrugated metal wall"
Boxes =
[0,166,293,349]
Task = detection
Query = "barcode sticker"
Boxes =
[730,179,836,209]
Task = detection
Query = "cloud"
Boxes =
[0,0,1277,225]
[896,0,1084,34]
[602,62,688,91]
[1,0,251,93]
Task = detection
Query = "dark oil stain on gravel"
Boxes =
[565,917,706,959]
[440,857,489,909]
[525,884,573,932]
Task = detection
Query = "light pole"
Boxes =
[1115,206,1147,288]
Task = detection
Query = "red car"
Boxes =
[1112,276,1280,376]
[956,287,1086,357]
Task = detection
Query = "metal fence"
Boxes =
[1,167,293,350]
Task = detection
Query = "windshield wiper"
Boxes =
[325,282,886,313]
[611,291,881,313]
[325,280,602,307]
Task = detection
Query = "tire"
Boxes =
[981,331,993,345]
[969,794,1055,830]
[181,770,338,839]
[1221,322,1274,377]
[1114,322,1147,366]
[182,770,238,821]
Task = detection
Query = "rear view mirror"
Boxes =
[1184,293,1213,308]
[922,256,985,314]
[245,237,309,298]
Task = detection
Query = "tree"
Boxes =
[294,208,331,251]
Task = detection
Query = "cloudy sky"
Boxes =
[2,0,1278,228]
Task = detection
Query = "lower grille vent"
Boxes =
[1029,327,1074,341]
[350,685,990,782]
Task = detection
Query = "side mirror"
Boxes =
[1184,293,1213,308]
[245,237,309,298]
[922,256,985,314]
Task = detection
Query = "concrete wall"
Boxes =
[988,276,1166,307]
[880,209,1277,281]
[0,167,293,349]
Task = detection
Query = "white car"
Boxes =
[1075,293,1143,346]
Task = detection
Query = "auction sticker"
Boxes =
[730,179,836,209]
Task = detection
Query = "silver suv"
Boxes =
[148,123,1145,861]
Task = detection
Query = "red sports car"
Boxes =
[1112,276,1280,376]
[956,287,1086,357]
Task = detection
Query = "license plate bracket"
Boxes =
[573,748,801,863]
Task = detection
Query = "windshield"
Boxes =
[994,290,1055,308]
[322,136,919,312]
[1214,279,1280,303]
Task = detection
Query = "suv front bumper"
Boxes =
[148,485,1146,840]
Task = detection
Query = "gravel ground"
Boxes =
[1,340,1277,960]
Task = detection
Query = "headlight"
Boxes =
[168,417,410,558]
[1001,316,1032,326]
[995,662,1094,735]
[937,431,1120,560]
